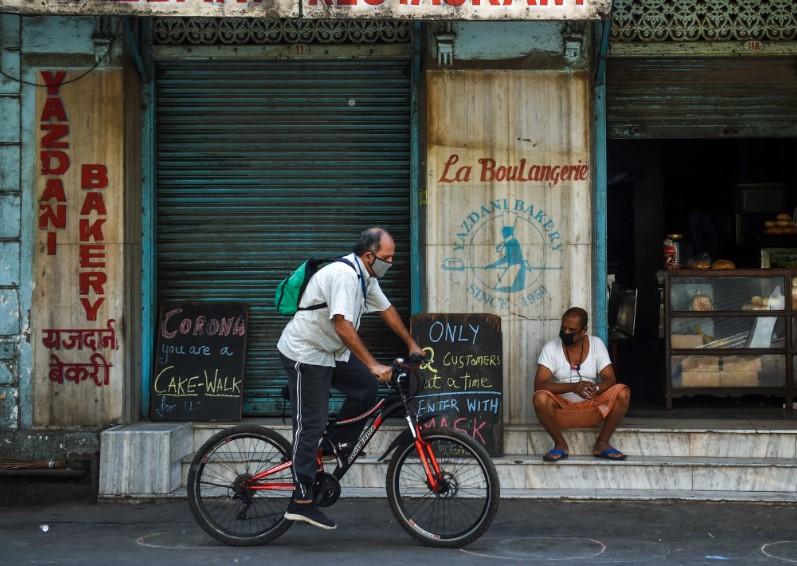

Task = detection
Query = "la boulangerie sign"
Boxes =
[0,0,611,19]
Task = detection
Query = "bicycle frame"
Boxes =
[244,366,443,493]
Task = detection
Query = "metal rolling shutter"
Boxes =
[607,57,797,139]
[156,59,412,416]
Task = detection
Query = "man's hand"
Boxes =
[574,380,597,399]
[370,363,393,383]
[408,345,426,364]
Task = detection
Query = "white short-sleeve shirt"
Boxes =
[277,253,391,367]
[537,336,612,403]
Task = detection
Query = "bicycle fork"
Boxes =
[406,416,444,493]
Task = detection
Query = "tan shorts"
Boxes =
[534,384,630,428]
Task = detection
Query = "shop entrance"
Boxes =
[154,59,413,416]
[604,52,797,414]
[607,138,797,413]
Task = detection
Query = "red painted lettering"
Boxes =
[438,154,472,183]
[479,158,496,182]
[40,150,70,175]
[80,192,107,216]
[79,218,105,242]
[46,232,57,256]
[38,204,66,230]
[40,178,67,202]
[79,244,106,268]
[41,70,66,96]
[81,164,108,190]
[79,272,107,296]
[40,124,69,149]
[40,97,68,123]
[80,297,105,321]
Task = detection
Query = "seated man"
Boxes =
[533,307,630,462]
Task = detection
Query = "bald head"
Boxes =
[353,227,394,256]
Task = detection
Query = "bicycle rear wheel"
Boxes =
[386,427,500,548]
[187,425,294,546]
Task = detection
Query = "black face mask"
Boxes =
[559,327,584,346]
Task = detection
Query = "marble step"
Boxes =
[191,421,797,459]
[139,486,797,503]
[99,422,193,496]
[180,454,797,494]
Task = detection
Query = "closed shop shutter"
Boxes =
[156,59,412,416]
[607,57,797,139]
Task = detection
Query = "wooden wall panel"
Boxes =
[425,70,592,424]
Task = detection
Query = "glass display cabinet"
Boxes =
[665,269,796,410]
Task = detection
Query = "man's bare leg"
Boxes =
[533,392,568,455]
[593,385,630,456]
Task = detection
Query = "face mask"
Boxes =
[370,255,392,279]
[559,328,583,346]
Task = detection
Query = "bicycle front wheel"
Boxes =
[386,427,500,548]
[187,425,294,546]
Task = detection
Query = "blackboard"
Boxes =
[410,313,503,456]
[151,302,248,421]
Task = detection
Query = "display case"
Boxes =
[665,269,797,409]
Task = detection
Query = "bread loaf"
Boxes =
[777,213,792,221]
[711,259,735,270]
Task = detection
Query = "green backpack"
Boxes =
[274,257,361,316]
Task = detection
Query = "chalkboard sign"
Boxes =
[411,313,503,456]
[151,303,249,421]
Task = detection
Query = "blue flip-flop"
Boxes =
[542,448,569,462]
[593,447,627,461]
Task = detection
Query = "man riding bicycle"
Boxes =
[277,227,424,530]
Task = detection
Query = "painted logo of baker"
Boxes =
[443,198,563,309]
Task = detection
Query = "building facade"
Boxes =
[2,0,795,463]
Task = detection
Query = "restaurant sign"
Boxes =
[0,0,610,19]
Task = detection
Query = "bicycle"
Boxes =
[187,356,500,548]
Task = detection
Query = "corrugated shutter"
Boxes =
[156,59,412,416]
[607,57,797,139]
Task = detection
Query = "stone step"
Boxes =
[180,454,797,494]
[137,486,797,503]
[99,422,193,496]
[191,420,797,459]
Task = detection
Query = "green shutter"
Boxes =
[156,59,412,415]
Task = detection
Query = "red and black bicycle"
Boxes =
[187,357,500,548]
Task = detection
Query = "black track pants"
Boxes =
[279,353,378,499]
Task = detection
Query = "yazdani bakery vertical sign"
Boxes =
[31,70,126,427]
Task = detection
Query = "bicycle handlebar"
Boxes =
[387,354,426,394]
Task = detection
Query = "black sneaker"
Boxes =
[284,501,337,530]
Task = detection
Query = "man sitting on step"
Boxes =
[532,307,630,462]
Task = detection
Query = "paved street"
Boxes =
[1,498,796,565]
